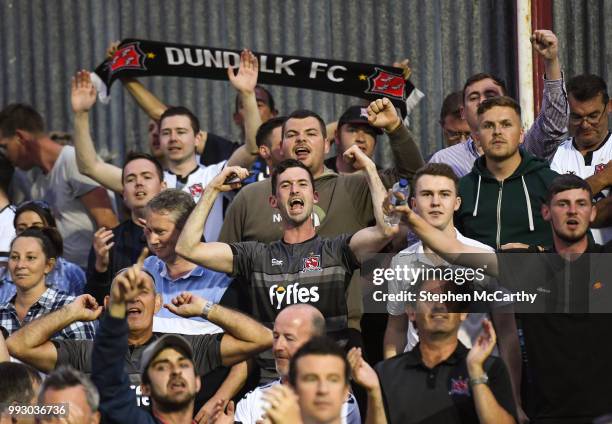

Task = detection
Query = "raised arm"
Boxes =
[522,30,569,160]
[79,187,119,229]
[6,294,102,372]
[92,248,152,423]
[367,97,424,184]
[71,70,123,193]
[175,166,250,273]
[467,320,517,424]
[348,347,387,424]
[226,49,262,168]
[165,292,273,366]
[392,202,499,276]
[346,144,397,262]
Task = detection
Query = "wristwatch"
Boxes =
[469,373,489,386]
[201,300,215,318]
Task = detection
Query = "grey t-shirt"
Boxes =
[29,146,101,268]
[53,332,223,407]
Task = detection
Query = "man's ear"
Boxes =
[194,130,204,147]
[141,384,151,396]
[459,104,466,120]
[589,203,597,224]
[454,195,462,212]
[313,190,319,205]
[269,195,278,209]
[518,127,525,145]
[259,145,271,160]
[154,293,162,313]
[541,203,551,222]
[160,180,167,190]
[15,129,33,145]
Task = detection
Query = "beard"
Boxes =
[553,225,589,244]
[151,385,196,413]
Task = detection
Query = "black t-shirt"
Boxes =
[229,234,359,334]
[498,240,612,423]
[53,332,223,407]
[375,342,516,424]
[199,133,238,166]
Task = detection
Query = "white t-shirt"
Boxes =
[235,379,360,424]
[29,146,101,268]
[163,161,226,242]
[0,205,16,264]
[387,229,497,352]
[550,134,612,244]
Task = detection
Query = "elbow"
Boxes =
[6,336,25,358]
[174,242,189,260]
[175,237,195,261]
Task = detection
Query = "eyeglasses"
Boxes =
[444,129,471,142]
[569,104,608,126]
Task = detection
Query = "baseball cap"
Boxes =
[140,334,194,376]
[337,106,383,135]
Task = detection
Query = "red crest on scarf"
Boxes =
[366,68,405,100]
[109,42,147,74]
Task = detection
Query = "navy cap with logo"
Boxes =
[140,334,194,376]
[338,105,383,135]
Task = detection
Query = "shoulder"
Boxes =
[238,179,272,197]
[455,231,494,251]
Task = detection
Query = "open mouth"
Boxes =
[430,313,448,320]
[294,145,311,159]
[169,379,187,390]
[566,218,580,229]
[289,198,305,212]
[135,191,147,199]
[127,306,142,317]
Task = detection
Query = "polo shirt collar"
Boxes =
[158,261,204,281]
[405,342,469,368]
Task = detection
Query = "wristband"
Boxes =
[201,300,215,318]
[469,373,489,386]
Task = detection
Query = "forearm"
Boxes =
[74,112,124,192]
[543,56,561,81]
[471,383,516,424]
[0,333,9,362]
[211,361,248,400]
[592,196,612,228]
[208,304,272,349]
[491,308,522,413]
[364,163,391,234]
[382,317,407,359]
[121,77,167,120]
[365,387,388,424]
[240,90,261,154]
[523,77,569,160]
[7,306,76,353]
[92,313,146,422]
[176,186,219,259]
[586,170,611,195]
[387,123,424,180]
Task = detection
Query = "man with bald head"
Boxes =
[233,304,360,424]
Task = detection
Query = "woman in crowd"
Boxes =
[0,227,96,338]
[2,201,86,298]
